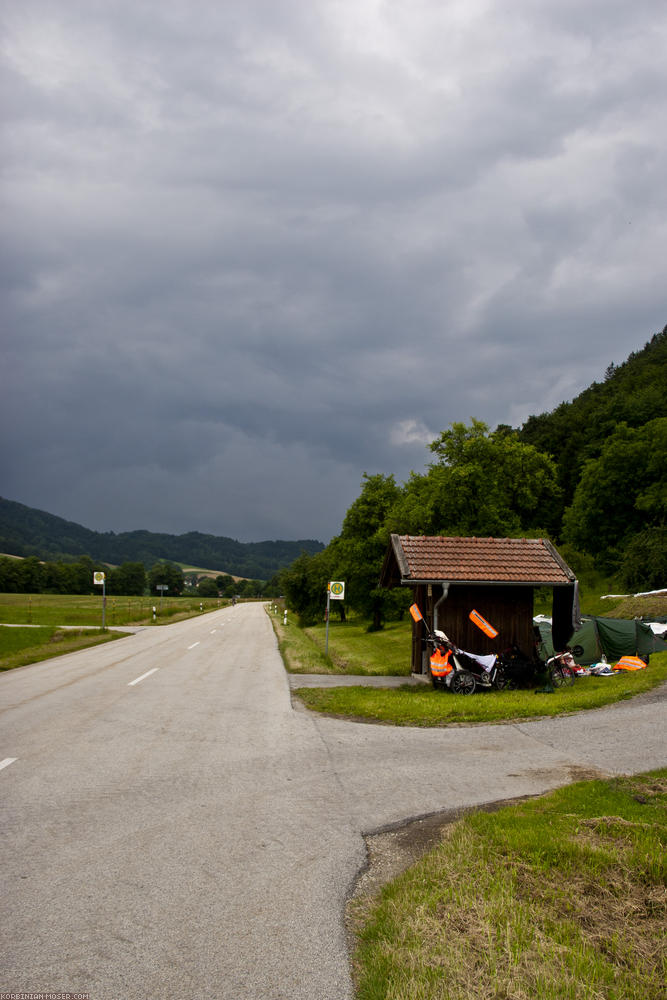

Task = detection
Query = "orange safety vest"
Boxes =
[615,655,646,671]
[430,648,453,678]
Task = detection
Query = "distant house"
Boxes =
[379,535,579,674]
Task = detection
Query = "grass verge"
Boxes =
[349,769,667,1000]
[293,651,667,726]
[304,619,412,675]
[267,608,333,673]
[0,625,126,671]
[268,610,413,675]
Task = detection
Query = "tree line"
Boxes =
[0,555,147,596]
[280,327,666,626]
[0,554,278,600]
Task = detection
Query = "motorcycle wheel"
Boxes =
[451,670,476,695]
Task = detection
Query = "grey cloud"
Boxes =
[2,0,666,542]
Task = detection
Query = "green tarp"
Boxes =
[537,617,667,664]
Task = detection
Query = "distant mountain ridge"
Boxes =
[0,497,324,580]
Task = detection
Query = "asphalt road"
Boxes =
[1,603,665,999]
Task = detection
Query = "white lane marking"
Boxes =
[0,757,18,771]
[188,641,200,650]
[128,668,159,687]
[210,629,217,634]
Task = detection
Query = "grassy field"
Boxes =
[0,592,227,627]
[350,769,667,1000]
[0,625,126,671]
[303,618,412,675]
[177,562,247,580]
[268,610,415,676]
[294,654,667,725]
[606,594,667,618]
[0,592,230,671]
[277,592,666,681]
[268,607,667,725]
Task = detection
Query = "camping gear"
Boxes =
[545,651,576,687]
[496,644,542,688]
[589,660,615,675]
[535,616,667,665]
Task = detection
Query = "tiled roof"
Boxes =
[389,534,574,585]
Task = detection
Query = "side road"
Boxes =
[1,602,665,1000]
[288,672,429,687]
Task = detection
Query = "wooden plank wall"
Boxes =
[411,584,533,674]
[409,583,536,671]
[436,585,535,655]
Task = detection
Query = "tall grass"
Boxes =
[351,770,667,1000]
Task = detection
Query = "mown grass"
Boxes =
[0,592,226,627]
[607,594,667,619]
[294,651,667,725]
[350,769,667,1000]
[0,625,125,671]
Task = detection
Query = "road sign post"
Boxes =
[93,572,106,630]
[156,584,168,614]
[326,581,345,656]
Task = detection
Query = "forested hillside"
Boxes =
[518,325,666,583]
[0,498,323,580]
[519,326,667,507]
[281,325,666,624]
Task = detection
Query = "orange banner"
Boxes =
[469,609,498,638]
[409,603,424,623]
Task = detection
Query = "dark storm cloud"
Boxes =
[2,0,666,542]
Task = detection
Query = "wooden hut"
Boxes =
[379,535,579,674]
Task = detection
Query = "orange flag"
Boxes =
[469,609,498,638]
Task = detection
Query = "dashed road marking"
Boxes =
[128,668,159,686]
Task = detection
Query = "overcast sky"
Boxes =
[2,0,666,543]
